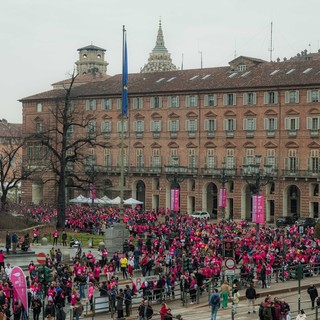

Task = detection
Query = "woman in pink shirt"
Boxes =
[88,283,95,311]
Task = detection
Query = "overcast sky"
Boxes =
[0,0,319,123]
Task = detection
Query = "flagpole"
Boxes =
[120,25,128,219]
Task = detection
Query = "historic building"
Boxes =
[20,29,320,222]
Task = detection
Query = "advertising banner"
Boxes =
[219,188,227,208]
[10,266,28,314]
[252,195,265,224]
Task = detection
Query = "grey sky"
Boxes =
[0,0,318,123]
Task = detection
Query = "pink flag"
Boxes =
[10,266,28,315]
[219,188,227,208]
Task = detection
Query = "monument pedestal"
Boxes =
[104,223,129,254]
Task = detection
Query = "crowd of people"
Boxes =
[3,204,320,319]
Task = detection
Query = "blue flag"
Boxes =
[122,28,128,116]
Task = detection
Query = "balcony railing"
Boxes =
[266,130,276,138]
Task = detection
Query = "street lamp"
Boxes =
[214,161,229,222]
[243,155,273,241]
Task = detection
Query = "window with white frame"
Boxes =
[188,148,197,167]
[101,98,112,110]
[264,91,278,104]
[266,149,276,168]
[168,120,179,132]
[118,149,127,166]
[104,148,112,166]
[243,118,256,131]
[37,103,42,112]
[132,97,143,109]
[245,148,255,165]
[133,120,144,132]
[243,92,257,105]
[307,117,320,130]
[223,118,236,131]
[87,120,96,134]
[307,90,320,103]
[285,117,300,130]
[204,119,216,132]
[150,120,162,132]
[66,125,73,137]
[86,99,97,111]
[136,148,144,167]
[264,118,278,130]
[186,95,198,107]
[185,119,198,132]
[152,149,161,167]
[310,150,319,173]
[204,94,217,107]
[101,120,112,133]
[223,93,236,106]
[169,149,179,165]
[116,120,128,132]
[150,96,162,108]
[287,149,297,172]
[237,63,247,71]
[206,149,215,168]
[285,90,299,104]
[225,149,235,168]
[87,148,96,165]
[167,96,179,108]
[116,98,122,110]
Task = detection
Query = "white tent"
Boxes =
[124,197,143,205]
[109,196,121,205]
[69,194,89,203]
[101,195,113,204]
[83,197,106,204]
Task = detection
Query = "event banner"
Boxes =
[219,188,227,208]
[10,266,28,314]
[170,188,180,212]
[252,195,265,224]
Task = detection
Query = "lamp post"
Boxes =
[165,158,185,215]
[243,155,272,241]
[215,161,229,222]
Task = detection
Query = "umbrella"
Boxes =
[69,194,89,203]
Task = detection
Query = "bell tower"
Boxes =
[75,44,108,75]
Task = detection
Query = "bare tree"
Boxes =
[0,122,33,211]
[28,71,107,227]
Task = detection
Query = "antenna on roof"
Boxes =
[309,43,312,54]
[268,21,274,62]
[234,39,237,58]
[181,53,184,70]
[198,51,203,69]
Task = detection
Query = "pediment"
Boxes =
[243,142,256,148]
[224,142,236,148]
[168,141,179,148]
[264,109,278,116]
[133,142,144,148]
[102,114,112,120]
[308,108,320,115]
[186,111,198,119]
[264,141,278,148]
[134,112,145,120]
[151,112,162,119]
[224,110,236,117]
[285,108,300,116]
[243,110,257,117]
[186,142,197,148]
[204,142,217,148]
[285,141,299,148]
[204,111,217,118]
[168,112,180,119]
[308,141,320,148]
[116,143,128,148]
[150,142,161,148]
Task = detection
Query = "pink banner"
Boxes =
[219,188,227,208]
[170,188,180,212]
[10,266,28,315]
[90,183,96,199]
[252,195,264,224]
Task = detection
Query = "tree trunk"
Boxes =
[56,179,66,228]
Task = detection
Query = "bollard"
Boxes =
[316,305,319,320]
[41,237,48,246]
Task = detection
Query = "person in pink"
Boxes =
[53,230,59,246]
[0,251,5,272]
[71,289,78,306]
[87,283,95,311]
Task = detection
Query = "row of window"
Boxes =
[59,116,320,136]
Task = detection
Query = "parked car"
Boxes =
[191,211,210,219]
[297,217,317,228]
[276,216,295,228]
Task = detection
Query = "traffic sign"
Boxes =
[225,269,235,276]
[36,252,46,265]
[224,258,236,270]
